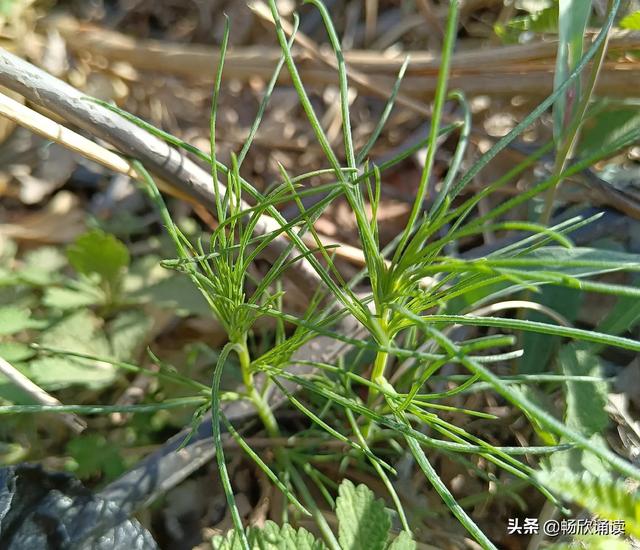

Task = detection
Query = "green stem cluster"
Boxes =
[102,1,640,548]
[236,338,341,547]
[236,338,280,439]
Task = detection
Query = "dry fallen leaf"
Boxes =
[0,190,85,243]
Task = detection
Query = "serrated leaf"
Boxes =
[0,307,42,336]
[0,307,30,335]
[125,255,212,316]
[211,521,327,550]
[210,532,241,550]
[387,530,416,550]
[67,229,130,287]
[24,246,67,272]
[257,522,326,550]
[18,246,67,286]
[336,480,391,550]
[560,344,608,435]
[108,310,152,361]
[549,344,610,476]
[66,434,125,480]
[537,470,640,538]
[43,286,102,310]
[0,342,34,363]
[131,272,213,317]
[29,310,115,390]
[18,267,58,287]
[123,255,172,298]
[620,10,640,30]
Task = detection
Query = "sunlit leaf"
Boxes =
[108,310,153,361]
[387,530,417,550]
[620,10,640,30]
[67,229,130,287]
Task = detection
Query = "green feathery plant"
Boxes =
[4,0,640,548]
[538,470,640,539]
[538,469,639,550]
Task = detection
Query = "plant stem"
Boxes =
[346,408,411,533]
[239,337,347,545]
[371,349,389,391]
[237,343,339,547]
[212,343,249,550]
[392,0,459,263]
[540,0,616,223]
[236,338,280,439]
[363,347,390,440]
[370,310,391,392]
[289,466,341,550]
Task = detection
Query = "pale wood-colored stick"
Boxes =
[0,91,136,178]
[0,356,87,433]
[0,47,323,295]
[0,91,200,205]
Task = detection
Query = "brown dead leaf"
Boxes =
[0,190,85,243]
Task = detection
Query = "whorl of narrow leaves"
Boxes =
[537,470,640,537]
